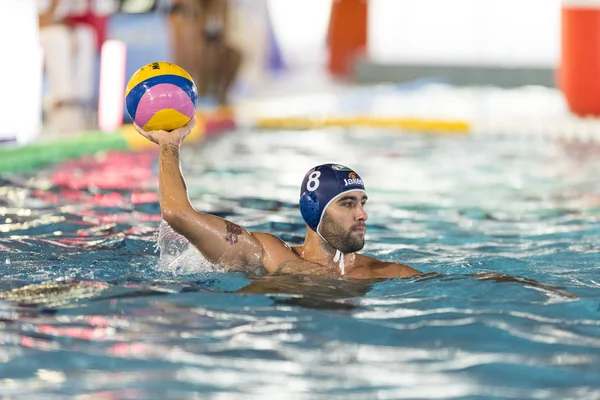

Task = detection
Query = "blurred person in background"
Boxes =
[168,0,203,99]
[169,0,241,106]
[37,0,98,132]
[199,0,241,106]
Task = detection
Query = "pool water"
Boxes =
[1,127,599,399]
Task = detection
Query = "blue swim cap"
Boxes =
[299,163,366,232]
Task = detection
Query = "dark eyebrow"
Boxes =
[337,194,369,203]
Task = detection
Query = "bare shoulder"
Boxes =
[355,254,422,278]
[251,232,291,250]
[250,232,297,273]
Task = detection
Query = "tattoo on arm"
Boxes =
[159,142,180,157]
[169,143,180,157]
[170,143,180,157]
[224,221,243,245]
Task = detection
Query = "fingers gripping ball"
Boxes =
[125,62,198,132]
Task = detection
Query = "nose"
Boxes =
[356,203,368,222]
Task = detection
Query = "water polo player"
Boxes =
[135,118,421,279]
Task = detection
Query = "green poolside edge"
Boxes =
[0,131,130,174]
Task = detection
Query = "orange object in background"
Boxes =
[560,3,600,116]
[327,0,368,77]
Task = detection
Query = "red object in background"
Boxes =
[327,0,368,77]
[62,0,108,51]
[50,150,158,191]
[560,4,600,116]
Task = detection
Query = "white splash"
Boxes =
[154,220,225,274]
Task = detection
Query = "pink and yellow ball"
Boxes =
[125,62,198,132]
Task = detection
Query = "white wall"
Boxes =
[369,0,562,67]
[267,0,332,68]
[266,0,562,69]
[0,1,42,144]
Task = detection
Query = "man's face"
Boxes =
[319,190,368,254]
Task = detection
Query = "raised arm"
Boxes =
[136,119,265,272]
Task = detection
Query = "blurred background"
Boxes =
[1,0,598,145]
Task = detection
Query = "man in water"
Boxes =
[136,118,421,279]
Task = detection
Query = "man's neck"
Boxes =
[298,228,356,270]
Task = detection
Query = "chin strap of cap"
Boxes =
[318,229,345,276]
[333,249,345,276]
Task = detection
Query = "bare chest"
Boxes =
[275,258,379,279]
[275,259,340,277]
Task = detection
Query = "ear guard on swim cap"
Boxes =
[299,190,320,231]
[299,163,366,232]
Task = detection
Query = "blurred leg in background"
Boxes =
[69,26,96,113]
[38,0,96,133]
[168,0,204,92]
[199,0,241,106]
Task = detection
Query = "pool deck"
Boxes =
[233,73,600,142]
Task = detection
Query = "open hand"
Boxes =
[134,116,197,145]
